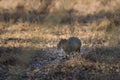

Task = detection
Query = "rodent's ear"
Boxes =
[59,38,67,42]
[61,39,65,40]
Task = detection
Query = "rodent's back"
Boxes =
[58,37,81,54]
[65,37,81,54]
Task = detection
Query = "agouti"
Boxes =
[57,37,81,54]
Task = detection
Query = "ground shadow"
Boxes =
[17,44,120,80]
[83,45,120,64]
[0,45,44,80]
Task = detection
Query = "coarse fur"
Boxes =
[57,37,81,54]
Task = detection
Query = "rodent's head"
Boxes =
[57,39,67,49]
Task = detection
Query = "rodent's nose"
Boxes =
[57,47,62,50]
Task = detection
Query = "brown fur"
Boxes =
[57,37,81,54]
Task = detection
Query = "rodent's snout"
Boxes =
[57,47,61,50]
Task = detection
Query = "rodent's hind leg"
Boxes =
[65,54,70,60]
[76,48,81,53]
